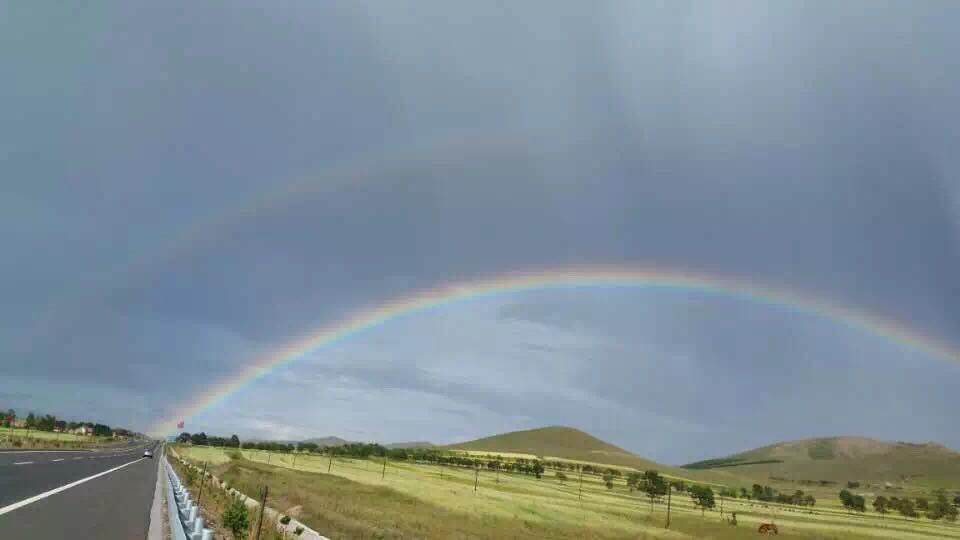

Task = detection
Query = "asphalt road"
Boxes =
[0,440,162,539]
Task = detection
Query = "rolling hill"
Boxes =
[444,426,668,471]
[385,441,434,449]
[683,436,960,488]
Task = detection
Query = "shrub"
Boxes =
[295,526,304,535]
[222,495,250,539]
[280,515,291,525]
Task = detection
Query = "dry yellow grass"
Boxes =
[177,445,960,540]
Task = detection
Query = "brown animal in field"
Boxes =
[758,523,779,534]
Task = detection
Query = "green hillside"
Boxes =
[683,436,960,489]
[445,426,667,471]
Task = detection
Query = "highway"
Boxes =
[0,440,162,539]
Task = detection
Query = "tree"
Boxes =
[850,495,866,513]
[953,495,960,507]
[689,485,715,516]
[639,471,668,512]
[190,432,208,446]
[839,489,853,510]
[898,498,917,518]
[92,423,112,437]
[739,487,749,499]
[873,496,889,515]
[927,490,958,521]
[602,472,614,490]
[531,460,544,479]
[177,432,191,443]
[25,412,36,429]
[803,494,816,507]
[916,497,929,511]
[222,495,250,539]
[626,472,642,492]
[555,471,567,483]
[230,434,241,448]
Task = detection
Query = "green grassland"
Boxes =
[0,426,112,448]
[176,444,960,539]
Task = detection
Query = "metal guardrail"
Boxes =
[164,449,212,540]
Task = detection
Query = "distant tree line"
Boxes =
[177,432,240,447]
[1,408,120,437]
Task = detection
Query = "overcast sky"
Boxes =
[2,1,959,464]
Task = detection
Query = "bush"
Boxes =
[295,526,304,536]
[280,515,291,525]
[222,495,251,539]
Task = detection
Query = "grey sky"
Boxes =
[2,1,959,463]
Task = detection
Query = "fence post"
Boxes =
[665,484,672,528]
[474,466,479,492]
[578,468,583,501]
[328,450,333,473]
[254,485,268,540]
[381,455,387,480]
[196,461,208,507]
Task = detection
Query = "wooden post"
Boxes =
[495,464,500,484]
[720,493,724,520]
[474,466,479,492]
[327,450,333,473]
[382,455,387,480]
[196,461,208,507]
[254,485,269,540]
[266,451,271,465]
[665,484,672,529]
[292,451,297,468]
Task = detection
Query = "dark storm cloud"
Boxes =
[2,1,959,450]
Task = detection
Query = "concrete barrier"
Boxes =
[163,447,212,540]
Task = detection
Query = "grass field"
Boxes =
[0,426,112,448]
[176,445,960,539]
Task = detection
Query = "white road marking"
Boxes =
[0,450,91,454]
[13,461,34,466]
[51,458,64,462]
[0,457,145,516]
[73,457,84,460]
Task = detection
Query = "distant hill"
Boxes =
[300,436,355,447]
[683,436,960,488]
[385,441,434,449]
[444,426,666,471]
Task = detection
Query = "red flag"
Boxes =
[177,421,184,429]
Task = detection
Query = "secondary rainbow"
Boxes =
[151,266,960,434]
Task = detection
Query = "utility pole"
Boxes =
[665,484,672,529]
[327,450,333,473]
[382,455,387,480]
[254,485,269,540]
[720,493,724,520]
[474,466,479,492]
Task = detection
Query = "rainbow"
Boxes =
[150,265,960,434]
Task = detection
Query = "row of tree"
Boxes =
[868,491,958,521]
[2,409,117,437]
[177,432,240,447]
